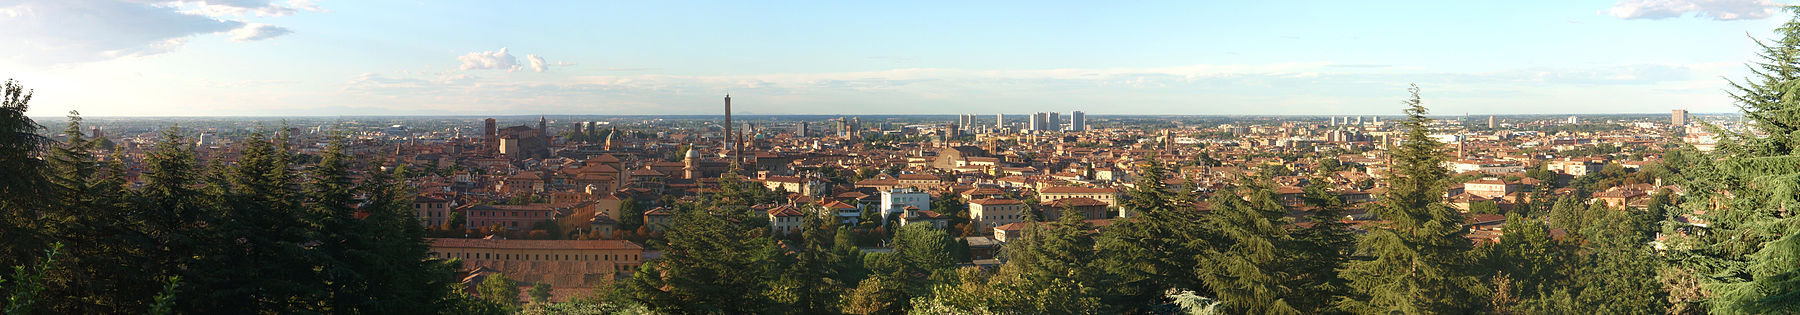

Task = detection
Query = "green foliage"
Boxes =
[147,276,180,315]
[1662,10,1800,313]
[1468,200,1501,214]
[1196,182,1298,314]
[1337,85,1483,314]
[1165,290,1224,315]
[0,79,47,291]
[1096,156,1208,310]
[622,204,781,313]
[4,243,61,315]
[1480,214,1574,312]
[479,273,521,307]
[990,206,1110,313]
[530,282,553,304]
[772,213,848,313]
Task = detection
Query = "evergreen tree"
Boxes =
[995,205,1110,313]
[1337,85,1483,314]
[189,132,322,313]
[1656,14,1800,306]
[1664,13,1800,309]
[41,112,151,313]
[1196,181,1298,314]
[1286,176,1355,312]
[1479,213,1573,313]
[774,213,845,313]
[0,79,48,276]
[308,138,370,312]
[625,204,779,313]
[1095,157,1208,309]
[353,162,462,313]
[136,126,208,303]
[835,225,871,287]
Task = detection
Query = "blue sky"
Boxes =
[0,0,1790,116]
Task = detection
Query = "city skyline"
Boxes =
[1,0,1788,117]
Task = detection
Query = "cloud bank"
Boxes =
[458,48,559,72]
[1603,0,1784,20]
[0,0,315,65]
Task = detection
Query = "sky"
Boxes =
[0,0,1792,116]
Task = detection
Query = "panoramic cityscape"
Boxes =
[4,1,1800,314]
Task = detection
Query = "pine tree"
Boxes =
[997,204,1109,313]
[41,112,151,313]
[627,204,779,313]
[190,131,322,313]
[1479,213,1573,312]
[1286,176,1354,312]
[1196,181,1298,314]
[137,126,207,293]
[0,79,48,276]
[308,138,370,312]
[1658,9,1800,313]
[774,212,845,313]
[1337,85,1483,314]
[1095,157,1208,309]
[353,162,461,313]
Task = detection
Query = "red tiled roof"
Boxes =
[897,173,941,180]
[428,238,642,250]
[1043,197,1109,207]
[970,198,1023,206]
[768,206,804,217]
[1039,186,1118,194]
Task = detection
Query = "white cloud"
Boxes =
[167,0,323,17]
[229,23,291,41]
[457,47,523,72]
[527,54,547,72]
[0,0,315,65]
[1602,0,1784,20]
[327,60,1746,115]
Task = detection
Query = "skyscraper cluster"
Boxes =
[1070,111,1087,131]
[957,114,981,131]
[1030,112,1062,132]
[959,111,1088,133]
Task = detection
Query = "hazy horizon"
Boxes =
[1,0,1784,117]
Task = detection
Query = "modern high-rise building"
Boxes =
[995,114,1004,130]
[1071,111,1087,131]
[795,121,809,137]
[1672,109,1689,126]
[1029,112,1044,132]
[1488,115,1496,128]
[1567,116,1579,124]
[1047,112,1061,131]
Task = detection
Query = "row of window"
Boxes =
[469,220,527,228]
[434,251,640,262]
[471,211,550,218]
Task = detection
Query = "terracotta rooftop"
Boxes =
[1040,186,1119,194]
[969,198,1023,206]
[428,238,643,250]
